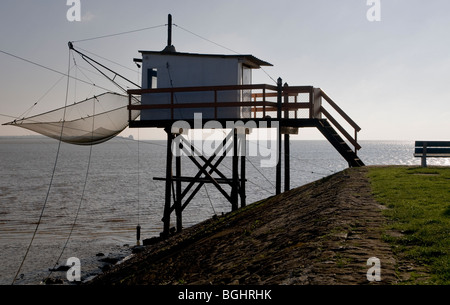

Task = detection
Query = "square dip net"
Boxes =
[3,92,140,145]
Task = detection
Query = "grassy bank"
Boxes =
[368,166,450,284]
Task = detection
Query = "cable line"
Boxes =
[203,184,216,215]
[71,24,166,43]
[172,23,277,84]
[74,46,140,74]
[173,23,240,55]
[69,42,141,91]
[12,49,73,285]
[0,113,19,119]
[0,49,112,92]
[45,94,96,283]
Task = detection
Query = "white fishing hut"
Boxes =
[133,17,272,121]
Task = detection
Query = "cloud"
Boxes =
[81,11,95,22]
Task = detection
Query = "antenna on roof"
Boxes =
[162,14,176,53]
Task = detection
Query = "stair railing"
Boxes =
[318,89,361,153]
[279,85,362,154]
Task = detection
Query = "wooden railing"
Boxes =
[128,84,279,121]
[318,89,361,151]
[127,83,361,152]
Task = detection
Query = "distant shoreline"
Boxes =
[0,135,414,142]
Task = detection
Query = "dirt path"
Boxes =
[90,167,398,285]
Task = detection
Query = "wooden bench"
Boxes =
[414,141,450,167]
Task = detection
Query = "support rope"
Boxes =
[71,24,166,43]
[12,49,73,285]
[203,184,216,215]
[0,49,111,92]
[172,23,277,84]
[137,129,141,227]
[44,95,96,283]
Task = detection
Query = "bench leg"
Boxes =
[421,156,427,167]
[421,143,428,167]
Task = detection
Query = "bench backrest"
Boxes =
[415,141,450,156]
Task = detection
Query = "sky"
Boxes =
[1,0,450,141]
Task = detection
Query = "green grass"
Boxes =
[367,166,450,284]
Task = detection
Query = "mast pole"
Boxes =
[168,14,172,47]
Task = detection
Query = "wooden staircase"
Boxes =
[315,119,365,167]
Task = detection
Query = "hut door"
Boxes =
[242,65,251,85]
[148,68,158,88]
[241,65,252,118]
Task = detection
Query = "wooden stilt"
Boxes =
[276,77,282,195]
[284,82,290,193]
[175,151,182,233]
[284,133,290,192]
[231,129,239,211]
[240,131,246,208]
[163,129,173,238]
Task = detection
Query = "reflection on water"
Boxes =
[0,137,441,284]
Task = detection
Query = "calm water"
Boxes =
[0,137,445,285]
